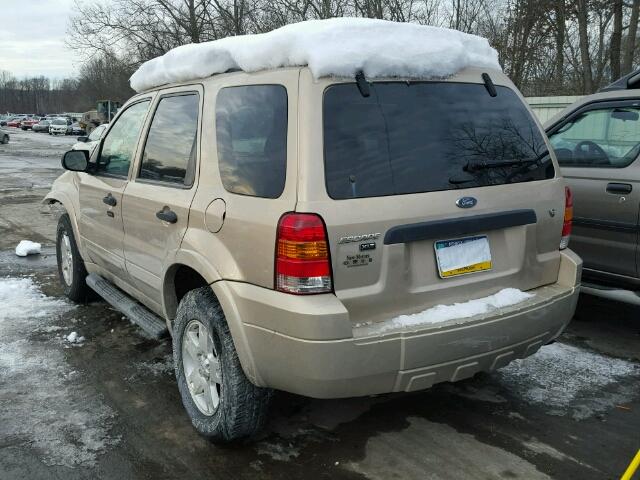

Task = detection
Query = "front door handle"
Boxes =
[102,193,117,206]
[156,208,178,224]
[606,182,632,194]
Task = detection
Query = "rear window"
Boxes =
[323,82,554,199]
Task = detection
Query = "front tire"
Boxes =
[56,213,90,302]
[173,287,272,443]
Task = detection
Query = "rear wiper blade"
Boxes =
[464,151,549,172]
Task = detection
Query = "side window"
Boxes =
[139,94,199,186]
[549,106,640,168]
[215,85,287,198]
[97,100,150,177]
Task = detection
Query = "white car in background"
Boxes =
[49,118,71,135]
[71,123,108,154]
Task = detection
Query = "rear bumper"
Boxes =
[229,250,582,398]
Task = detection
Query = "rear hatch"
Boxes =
[299,72,566,326]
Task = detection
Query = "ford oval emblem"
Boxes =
[456,197,477,208]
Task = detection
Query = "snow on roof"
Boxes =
[130,18,501,92]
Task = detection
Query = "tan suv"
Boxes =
[546,69,640,303]
[45,24,581,442]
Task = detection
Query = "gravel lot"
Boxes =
[0,128,639,480]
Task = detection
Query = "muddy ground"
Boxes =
[0,129,639,480]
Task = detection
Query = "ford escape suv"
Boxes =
[45,21,581,443]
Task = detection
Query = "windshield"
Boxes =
[323,82,554,199]
[53,119,66,125]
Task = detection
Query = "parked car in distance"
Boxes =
[45,20,582,443]
[546,68,640,304]
[72,123,107,154]
[6,117,26,127]
[49,118,71,135]
[33,120,52,132]
[20,118,40,130]
[71,122,86,136]
[0,128,9,144]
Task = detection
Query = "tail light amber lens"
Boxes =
[560,186,573,250]
[276,213,333,294]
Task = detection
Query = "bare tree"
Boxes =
[610,0,623,80]
[623,0,640,74]
[53,0,640,106]
[575,0,594,92]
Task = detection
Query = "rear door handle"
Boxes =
[156,208,178,224]
[102,193,117,206]
[606,182,632,194]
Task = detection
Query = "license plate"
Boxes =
[434,235,492,278]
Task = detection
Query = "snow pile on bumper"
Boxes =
[130,17,501,92]
[382,288,534,332]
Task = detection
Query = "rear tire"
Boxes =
[56,213,90,302]
[1,135,7,144]
[173,287,272,443]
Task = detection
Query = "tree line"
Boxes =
[0,54,134,115]
[2,0,640,114]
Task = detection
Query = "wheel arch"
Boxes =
[163,253,260,384]
[43,190,81,246]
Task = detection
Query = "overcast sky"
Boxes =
[0,0,80,79]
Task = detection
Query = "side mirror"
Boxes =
[77,136,89,143]
[61,150,89,172]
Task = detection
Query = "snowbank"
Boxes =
[381,288,534,332]
[130,18,501,92]
[15,240,41,257]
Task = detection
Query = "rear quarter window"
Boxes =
[323,82,554,199]
[215,85,287,198]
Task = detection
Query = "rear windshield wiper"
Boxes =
[464,151,549,172]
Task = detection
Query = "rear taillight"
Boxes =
[276,213,333,294]
[560,186,573,250]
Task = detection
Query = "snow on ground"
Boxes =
[129,353,174,380]
[130,17,501,92]
[15,239,41,257]
[0,277,118,467]
[347,417,553,480]
[257,441,301,462]
[65,330,86,345]
[496,342,639,419]
[377,288,533,332]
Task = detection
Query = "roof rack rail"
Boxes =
[599,67,640,92]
